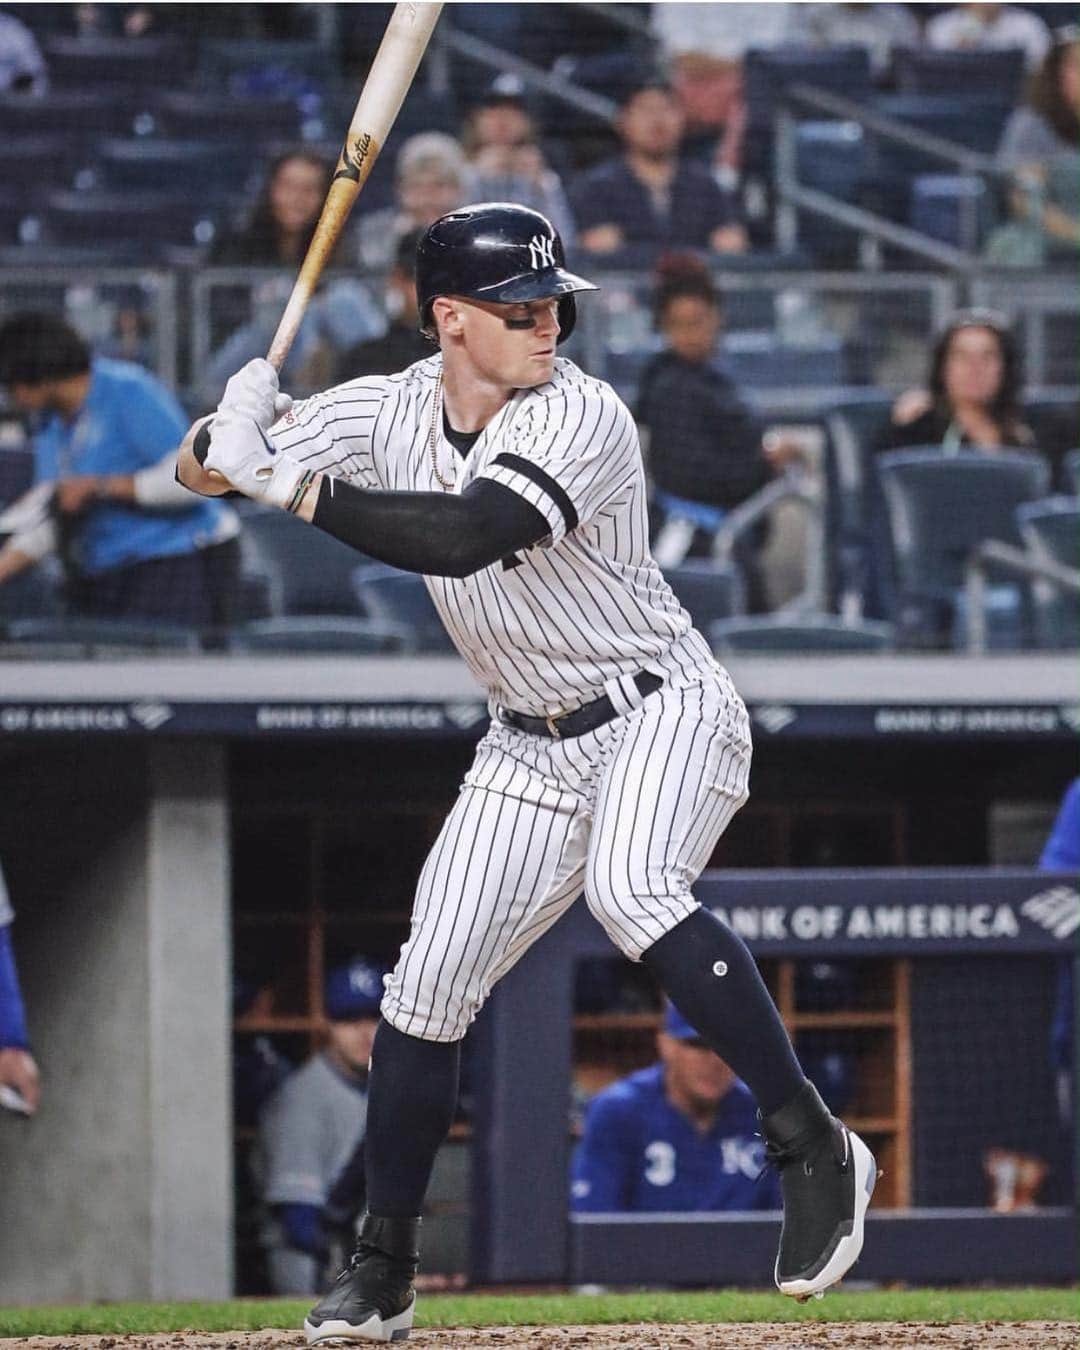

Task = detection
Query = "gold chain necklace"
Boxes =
[429,370,453,491]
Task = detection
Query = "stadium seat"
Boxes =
[0,566,63,627]
[891,46,1026,105]
[241,509,370,618]
[822,393,897,615]
[660,561,743,630]
[0,136,84,198]
[140,90,306,145]
[1064,450,1080,496]
[708,614,894,654]
[794,120,866,265]
[0,191,37,248]
[93,139,255,200]
[909,174,991,250]
[720,332,847,390]
[0,91,134,141]
[3,617,200,654]
[41,189,217,256]
[351,563,457,653]
[1016,497,1080,649]
[42,34,192,91]
[232,616,409,654]
[196,38,336,96]
[876,448,1050,649]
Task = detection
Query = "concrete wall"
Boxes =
[0,743,231,1303]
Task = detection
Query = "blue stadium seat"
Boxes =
[196,38,336,95]
[351,563,456,653]
[822,393,897,615]
[708,614,894,654]
[0,136,84,198]
[241,508,370,617]
[0,566,63,626]
[660,561,743,630]
[0,191,38,247]
[41,190,217,257]
[93,139,254,200]
[140,90,305,144]
[232,616,409,654]
[891,46,1026,105]
[877,448,1050,649]
[43,34,191,91]
[720,332,847,390]
[1016,497,1080,649]
[3,617,200,654]
[0,91,136,141]
[1064,450,1080,496]
[909,174,992,249]
[794,120,866,264]
[743,45,872,179]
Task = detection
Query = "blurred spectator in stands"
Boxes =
[878,309,1036,456]
[927,3,1051,74]
[991,27,1080,265]
[210,149,332,269]
[798,3,923,82]
[637,256,802,604]
[569,80,746,265]
[650,3,797,186]
[570,1002,781,1213]
[0,858,40,1117]
[0,9,47,93]
[255,958,385,1295]
[356,132,468,274]
[0,312,240,631]
[336,229,430,383]
[462,74,576,249]
[203,149,381,405]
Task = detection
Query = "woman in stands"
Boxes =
[210,148,331,267]
[879,309,1035,455]
[993,26,1080,264]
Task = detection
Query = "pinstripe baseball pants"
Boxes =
[381,664,752,1041]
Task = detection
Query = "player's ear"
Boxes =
[432,296,464,340]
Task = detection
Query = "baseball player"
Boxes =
[255,958,385,1294]
[0,859,40,1115]
[179,203,876,1342]
[571,1002,781,1213]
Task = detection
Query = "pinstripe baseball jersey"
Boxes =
[270,353,717,716]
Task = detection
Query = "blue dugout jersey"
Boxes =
[33,358,226,575]
[570,1064,781,1213]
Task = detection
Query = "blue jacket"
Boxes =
[33,358,226,575]
[571,1064,781,1213]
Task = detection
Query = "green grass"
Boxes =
[0,1289,1077,1337]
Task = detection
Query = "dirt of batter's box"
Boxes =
[13,1324,1080,1350]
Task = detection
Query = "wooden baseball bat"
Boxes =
[187,0,444,485]
[266,0,445,371]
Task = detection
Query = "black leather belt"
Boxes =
[500,671,663,740]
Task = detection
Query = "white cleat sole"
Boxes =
[304,1298,415,1344]
[777,1130,877,1301]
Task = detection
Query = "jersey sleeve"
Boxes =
[481,380,640,545]
[1040,779,1080,871]
[570,1089,638,1212]
[257,1076,332,1207]
[268,380,395,491]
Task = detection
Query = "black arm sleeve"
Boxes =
[310,474,552,578]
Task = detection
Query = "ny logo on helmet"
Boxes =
[528,234,556,270]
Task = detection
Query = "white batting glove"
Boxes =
[217,358,293,430]
[202,409,310,510]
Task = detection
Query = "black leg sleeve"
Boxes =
[642,906,807,1116]
[364,1020,461,1218]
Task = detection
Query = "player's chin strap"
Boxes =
[603,670,658,718]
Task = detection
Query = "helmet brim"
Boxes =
[469,266,599,305]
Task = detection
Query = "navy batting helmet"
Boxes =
[416,202,597,343]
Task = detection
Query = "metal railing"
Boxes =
[964,539,1080,654]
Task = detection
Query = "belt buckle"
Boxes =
[545,713,563,739]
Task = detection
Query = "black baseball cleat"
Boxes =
[760,1081,877,1300]
[304,1213,420,1344]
